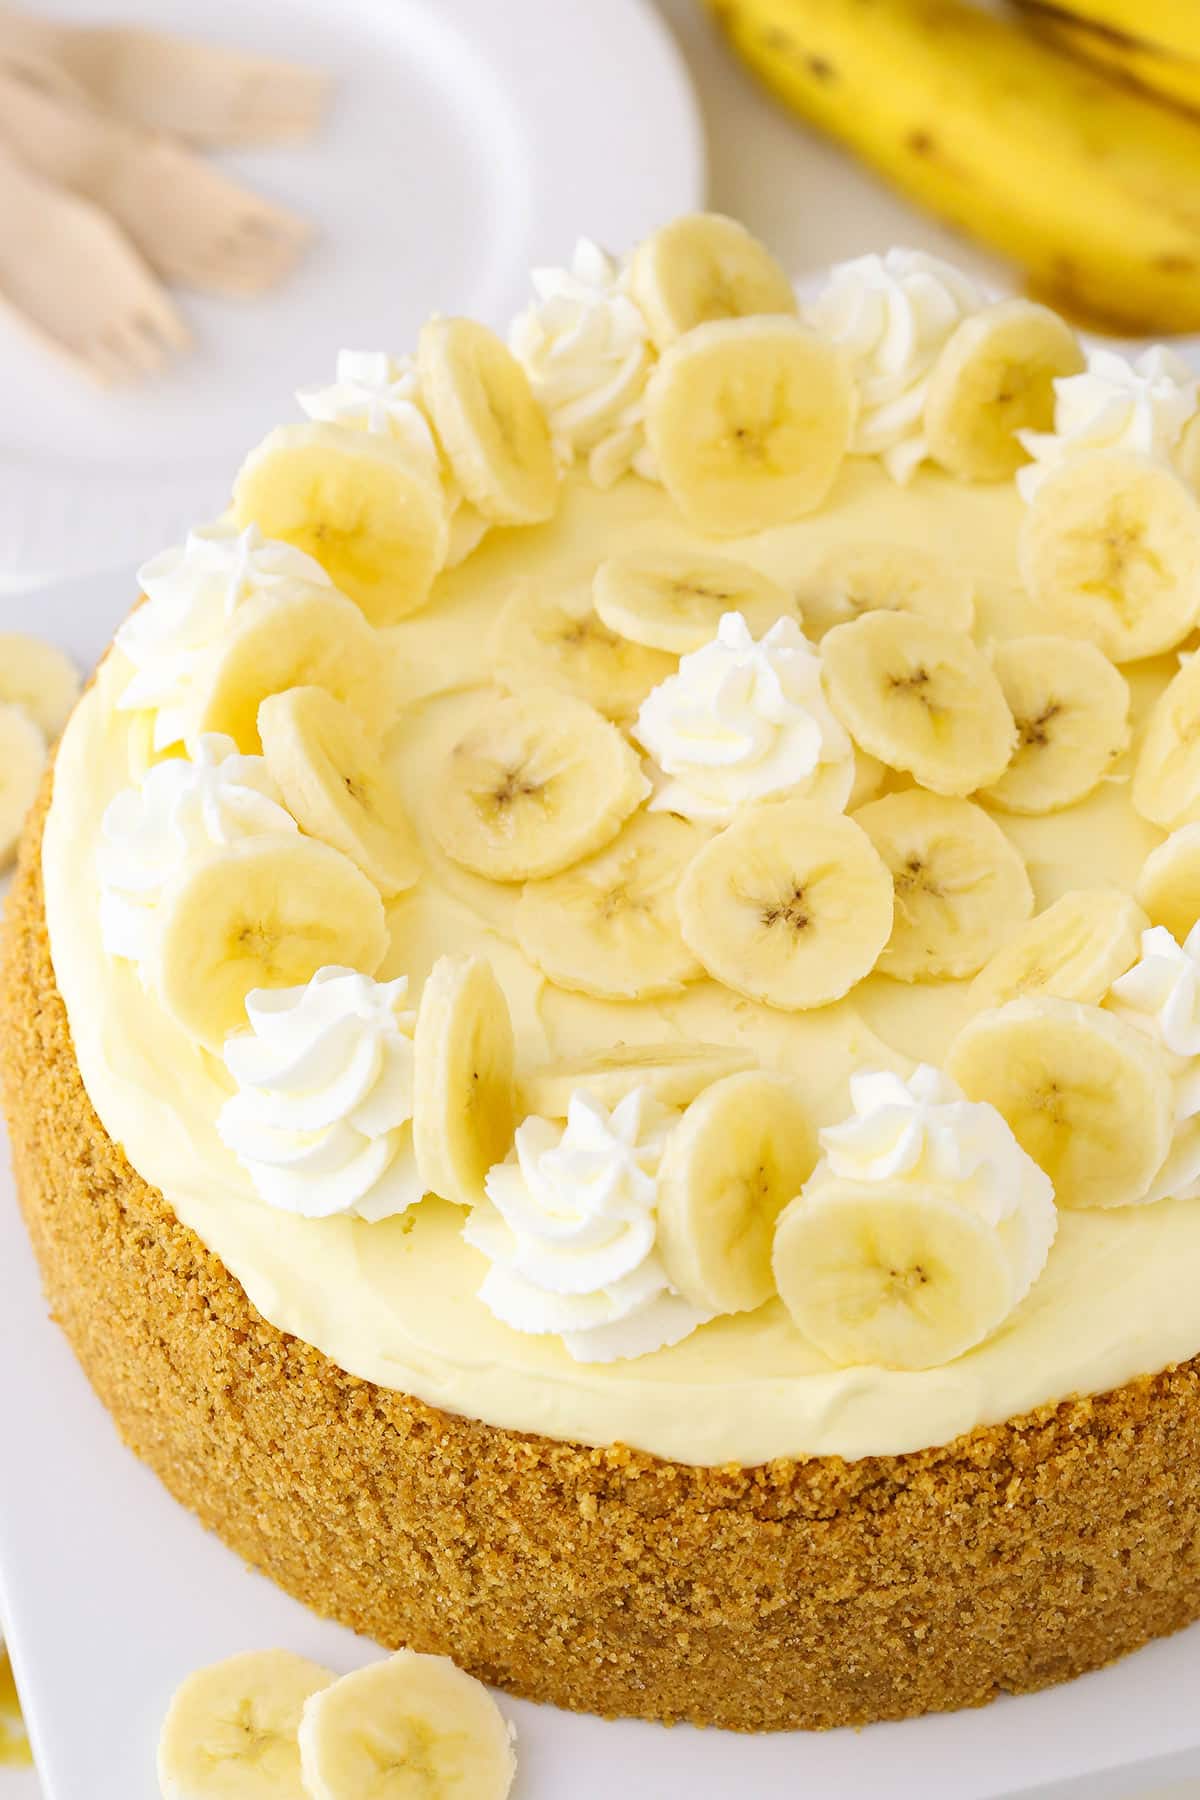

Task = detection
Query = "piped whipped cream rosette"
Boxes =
[1017,346,1199,502]
[1107,924,1200,1206]
[772,1065,1056,1370]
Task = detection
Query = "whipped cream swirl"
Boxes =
[1018,346,1199,501]
[633,612,855,820]
[97,733,296,964]
[1109,924,1200,1203]
[117,522,333,751]
[510,239,654,490]
[807,248,981,484]
[219,966,422,1222]
[465,1087,709,1363]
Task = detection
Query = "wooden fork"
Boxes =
[0,142,190,384]
[0,6,328,146]
[0,57,312,297]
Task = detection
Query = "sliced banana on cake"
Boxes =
[626,211,797,349]
[417,316,559,525]
[970,888,1148,1008]
[413,952,516,1207]
[158,1649,337,1800]
[644,316,855,535]
[853,791,1034,981]
[520,1041,755,1118]
[792,541,974,641]
[515,811,705,1000]
[155,835,388,1048]
[0,632,80,739]
[592,547,793,653]
[196,586,391,755]
[258,685,420,898]
[1018,449,1200,663]
[429,687,649,882]
[1136,825,1200,942]
[946,995,1174,1209]
[821,612,1016,795]
[676,799,894,1010]
[492,579,673,722]
[298,1650,516,1800]
[657,1070,816,1314]
[232,421,448,625]
[980,634,1131,815]
[0,704,46,868]
[923,299,1084,482]
[1132,652,1200,830]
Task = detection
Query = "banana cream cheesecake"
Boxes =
[6,217,1200,1733]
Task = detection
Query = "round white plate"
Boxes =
[0,0,703,585]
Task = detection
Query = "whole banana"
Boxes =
[707,0,1200,334]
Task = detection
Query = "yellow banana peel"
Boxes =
[1028,0,1200,64]
[1019,2,1200,116]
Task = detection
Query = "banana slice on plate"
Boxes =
[299,1650,515,1800]
[258,685,420,898]
[772,1183,1019,1371]
[492,578,673,722]
[592,547,793,653]
[429,687,649,882]
[232,422,448,625]
[853,791,1034,981]
[627,211,797,349]
[657,1070,816,1314]
[793,541,974,641]
[946,994,1174,1208]
[970,888,1148,1008]
[1137,824,1200,941]
[418,316,559,526]
[676,799,894,1009]
[924,298,1084,482]
[158,1649,337,1800]
[197,586,391,756]
[412,952,516,1207]
[980,634,1130,814]
[1018,448,1200,662]
[1133,651,1200,830]
[0,632,80,739]
[0,705,46,868]
[520,1041,755,1118]
[155,835,388,1049]
[644,316,855,535]
[821,612,1015,795]
[515,811,705,1000]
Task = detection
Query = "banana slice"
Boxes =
[592,548,793,653]
[644,316,855,535]
[418,316,558,526]
[492,578,672,722]
[520,1041,755,1118]
[0,705,46,869]
[980,634,1131,815]
[853,791,1034,981]
[232,421,448,625]
[155,835,388,1048]
[0,632,80,739]
[429,687,649,882]
[772,1183,1017,1371]
[970,888,1148,1008]
[946,995,1174,1209]
[793,541,974,641]
[196,587,389,756]
[924,298,1084,482]
[412,952,516,1207]
[676,799,894,1010]
[298,1650,515,1800]
[158,1649,337,1800]
[1137,824,1200,942]
[626,211,797,349]
[1177,412,1200,495]
[515,811,704,1000]
[258,685,419,898]
[1018,449,1200,663]
[821,612,1015,795]
[656,1070,816,1314]
[1132,652,1200,830]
